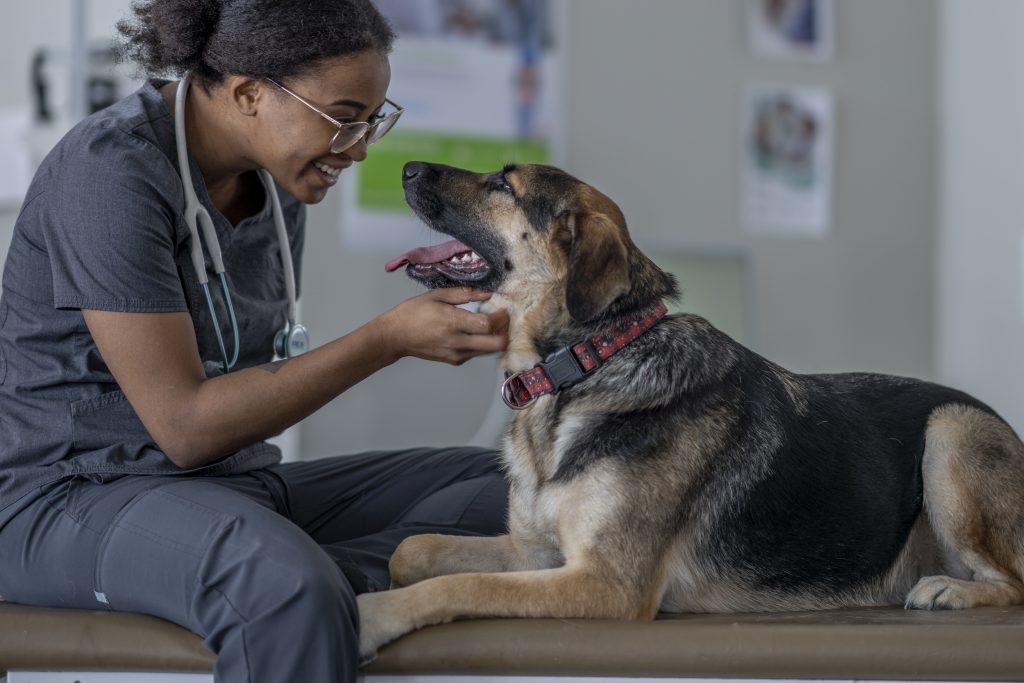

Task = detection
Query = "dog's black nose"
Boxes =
[403,161,427,180]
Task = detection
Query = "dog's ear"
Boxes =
[563,204,631,323]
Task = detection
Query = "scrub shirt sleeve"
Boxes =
[45,126,188,313]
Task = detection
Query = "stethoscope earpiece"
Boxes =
[176,73,308,371]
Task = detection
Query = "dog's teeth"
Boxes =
[441,251,488,270]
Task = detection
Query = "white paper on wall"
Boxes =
[741,85,835,237]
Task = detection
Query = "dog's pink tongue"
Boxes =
[385,239,471,272]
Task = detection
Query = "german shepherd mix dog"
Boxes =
[360,161,1024,660]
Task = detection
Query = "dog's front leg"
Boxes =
[390,533,547,587]
[358,564,652,662]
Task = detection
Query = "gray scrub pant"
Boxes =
[0,447,507,682]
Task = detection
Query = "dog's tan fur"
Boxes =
[357,163,1024,661]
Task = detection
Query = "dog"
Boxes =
[359,161,1024,660]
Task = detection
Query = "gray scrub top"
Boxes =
[0,80,306,516]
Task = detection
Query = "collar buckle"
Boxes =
[539,345,588,391]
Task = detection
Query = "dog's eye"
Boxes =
[489,174,514,194]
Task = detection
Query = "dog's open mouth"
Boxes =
[385,239,492,283]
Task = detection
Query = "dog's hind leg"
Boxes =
[906,404,1024,610]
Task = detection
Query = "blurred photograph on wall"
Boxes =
[741,85,834,237]
[748,0,834,61]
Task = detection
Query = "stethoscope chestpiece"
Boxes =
[275,321,310,360]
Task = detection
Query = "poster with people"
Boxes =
[342,0,565,249]
[748,0,834,61]
[741,85,834,236]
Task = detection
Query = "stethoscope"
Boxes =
[174,74,309,372]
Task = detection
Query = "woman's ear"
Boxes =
[227,76,264,117]
[564,209,630,323]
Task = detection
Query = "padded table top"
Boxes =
[2,601,1024,679]
[0,602,213,674]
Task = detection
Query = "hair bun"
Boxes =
[116,0,223,76]
[159,0,222,71]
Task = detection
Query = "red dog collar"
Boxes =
[501,301,669,410]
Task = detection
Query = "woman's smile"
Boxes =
[312,159,350,186]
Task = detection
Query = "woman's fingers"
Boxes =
[453,307,509,337]
[460,328,509,353]
[429,286,493,306]
[383,288,508,364]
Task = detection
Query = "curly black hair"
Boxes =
[116,0,395,87]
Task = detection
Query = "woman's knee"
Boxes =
[289,554,358,616]
[198,540,361,680]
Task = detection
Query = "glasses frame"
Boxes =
[265,78,403,154]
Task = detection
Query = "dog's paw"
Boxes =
[389,534,448,587]
[905,575,975,610]
[356,589,415,664]
[388,536,429,588]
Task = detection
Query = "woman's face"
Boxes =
[254,50,392,204]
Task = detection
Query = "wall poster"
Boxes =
[342,0,566,251]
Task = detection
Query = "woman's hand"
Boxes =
[376,288,509,365]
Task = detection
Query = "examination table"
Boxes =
[2,601,1023,682]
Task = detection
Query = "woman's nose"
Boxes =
[343,135,369,162]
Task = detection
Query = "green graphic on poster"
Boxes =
[356,132,550,213]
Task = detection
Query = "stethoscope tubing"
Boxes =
[174,73,303,372]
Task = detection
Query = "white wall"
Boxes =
[937,0,1024,433]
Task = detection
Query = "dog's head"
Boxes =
[388,161,677,325]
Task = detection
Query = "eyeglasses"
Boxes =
[265,78,403,154]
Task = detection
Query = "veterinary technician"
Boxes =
[0,1,510,681]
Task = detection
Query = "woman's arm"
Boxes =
[83,287,507,468]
